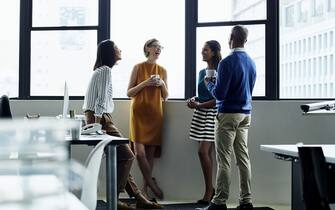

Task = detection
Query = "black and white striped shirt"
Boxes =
[82,65,114,117]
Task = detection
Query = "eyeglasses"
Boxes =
[149,44,164,50]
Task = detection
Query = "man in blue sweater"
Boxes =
[205,25,256,210]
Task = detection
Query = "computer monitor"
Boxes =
[62,82,69,119]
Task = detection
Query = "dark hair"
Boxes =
[93,40,117,70]
[205,40,222,69]
[143,38,159,57]
[231,25,248,46]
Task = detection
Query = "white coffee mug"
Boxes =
[206,69,216,78]
[151,74,160,81]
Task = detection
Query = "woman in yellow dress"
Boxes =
[127,38,168,199]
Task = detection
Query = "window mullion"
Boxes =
[19,0,32,99]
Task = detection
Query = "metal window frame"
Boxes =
[18,0,109,100]
[18,0,278,100]
[184,0,278,100]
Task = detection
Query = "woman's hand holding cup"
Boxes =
[205,69,216,84]
[144,75,159,87]
[186,96,199,109]
[151,74,162,86]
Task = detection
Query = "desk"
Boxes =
[302,110,335,115]
[67,134,129,210]
[260,144,335,210]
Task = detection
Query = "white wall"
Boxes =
[9,100,335,205]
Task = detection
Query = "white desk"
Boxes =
[261,144,335,210]
[68,134,129,210]
[302,110,335,115]
[260,144,335,163]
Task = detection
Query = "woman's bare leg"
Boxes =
[198,141,214,201]
[142,145,156,197]
[134,143,163,199]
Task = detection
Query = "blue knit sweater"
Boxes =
[207,48,256,114]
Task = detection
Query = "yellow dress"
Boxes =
[129,62,165,145]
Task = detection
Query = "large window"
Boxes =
[198,0,266,22]
[30,31,96,96]
[0,0,20,97]
[32,0,98,27]
[17,0,278,100]
[29,0,98,97]
[197,25,265,97]
[197,0,267,97]
[110,0,185,99]
[280,0,335,98]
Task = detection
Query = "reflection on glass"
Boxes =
[111,0,185,98]
[197,25,265,97]
[0,0,19,97]
[32,0,98,27]
[0,119,78,209]
[31,30,97,96]
[198,0,266,22]
[280,0,335,98]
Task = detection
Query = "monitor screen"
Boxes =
[62,82,69,119]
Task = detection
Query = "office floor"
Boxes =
[102,194,291,210]
[163,202,290,210]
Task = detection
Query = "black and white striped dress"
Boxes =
[189,107,217,142]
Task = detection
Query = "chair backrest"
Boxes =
[0,95,12,118]
[298,147,330,210]
[80,139,113,210]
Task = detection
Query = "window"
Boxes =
[29,0,99,97]
[313,0,324,16]
[196,25,265,97]
[32,0,98,27]
[198,0,266,22]
[197,0,267,97]
[30,31,96,96]
[280,0,335,98]
[17,0,276,100]
[110,0,185,99]
[329,0,335,11]
[0,0,20,97]
[285,5,295,27]
[297,0,308,23]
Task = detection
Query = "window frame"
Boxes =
[18,0,278,100]
[185,0,278,100]
[18,0,109,100]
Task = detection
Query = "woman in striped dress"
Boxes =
[186,40,222,204]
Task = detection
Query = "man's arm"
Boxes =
[206,60,231,100]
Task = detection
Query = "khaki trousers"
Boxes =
[84,111,135,194]
[212,113,252,205]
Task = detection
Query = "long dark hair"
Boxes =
[93,40,117,70]
[206,40,222,69]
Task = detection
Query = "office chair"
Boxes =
[298,147,335,210]
[80,139,113,210]
[0,95,12,118]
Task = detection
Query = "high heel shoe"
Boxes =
[197,188,215,205]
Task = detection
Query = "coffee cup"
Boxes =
[151,74,160,81]
[206,69,216,78]
[71,119,82,140]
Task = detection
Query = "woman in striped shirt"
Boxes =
[186,40,222,205]
[83,40,162,209]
